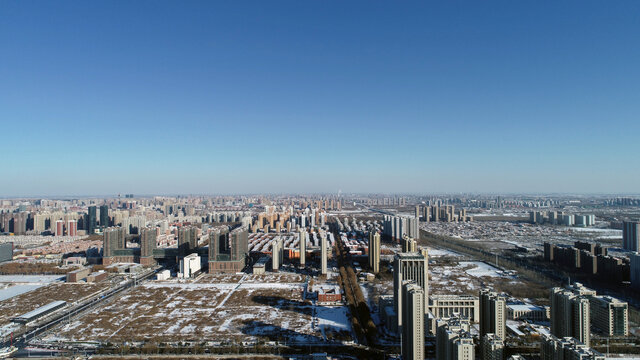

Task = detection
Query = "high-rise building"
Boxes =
[590,295,628,336]
[178,226,198,255]
[623,221,639,252]
[369,231,380,274]
[140,227,157,266]
[394,251,428,330]
[401,281,424,360]
[87,206,97,234]
[103,227,125,259]
[482,333,504,360]
[436,317,474,360]
[99,205,109,228]
[320,230,328,275]
[479,289,507,341]
[402,235,417,253]
[55,220,65,236]
[551,287,591,347]
[299,229,306,267]
[541,334,604,360]
[271,236,283,271]
[631,252,640,291]
[209,226,248,273]
[66,219,77,236]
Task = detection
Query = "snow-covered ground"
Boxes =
[0,275,65,283]
[0,275,65,302]
[48,276,352,344]
[426,247,463,258]
[459,261,511,278]
[0,284,45,302]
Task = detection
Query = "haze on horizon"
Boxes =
[1,1,639,196]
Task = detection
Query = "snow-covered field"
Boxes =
[47,274,353,344]
[427,247,463,258]
[0,275,65,283]
[459,261,511,278]
[0,275,65,302]
[0,284,44,301]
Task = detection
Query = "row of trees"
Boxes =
[334,232,378,347]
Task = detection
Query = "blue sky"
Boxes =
[1,1,639,196]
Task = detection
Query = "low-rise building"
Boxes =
[507,303,548,322]
[66,267,91,282]
[430,294,479,322]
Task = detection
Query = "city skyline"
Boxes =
[2,1,639,196]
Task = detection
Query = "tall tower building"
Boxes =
[320,230,328,275]
[401,281,425,360]
[299,229,306,267]
[140,227,157,266]
[271,237,283,271]
[631,253,640,291]
[394,252,428,330]
[66,219,77,236]
[178,226,198,255]
[55,220,65,236]
[551,287,591,347]
[103,227,125,260]
[87,206,97,234]
[402,235,417,253]
[623,221,639,252]
[479,289,507,341]
[369,231,380,274]
[99,205,109,228]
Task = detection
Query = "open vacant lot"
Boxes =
[46,273,353,344]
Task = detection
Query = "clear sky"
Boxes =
[1,1,639,196]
